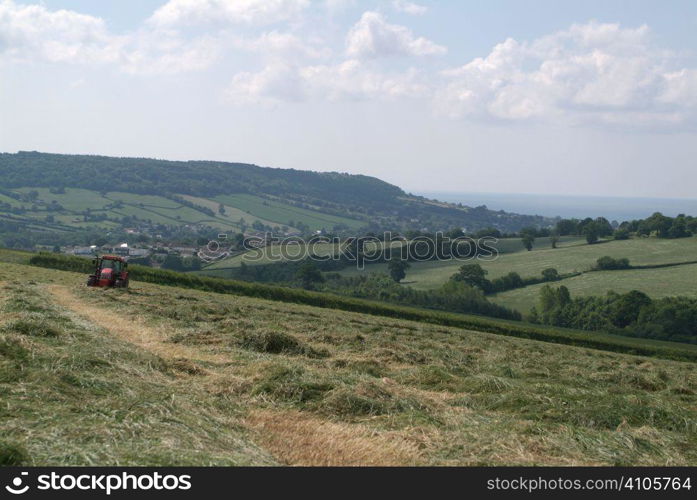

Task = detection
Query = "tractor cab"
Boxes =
[87,255,129,288]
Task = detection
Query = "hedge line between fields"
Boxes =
[26,252,697,362]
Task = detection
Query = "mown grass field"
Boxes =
[1,259,696,466]
[492,263,697,314]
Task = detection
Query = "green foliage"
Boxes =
[295,261,325,290]
[534,285,697,344]
[451,263,491,291]
[541,268,560,281]
[595,256,631,270]
[387,259,410,283]
[521,234,535,251]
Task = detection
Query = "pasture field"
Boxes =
[337,236,584,288]
[491,263,697,314]
[202,240,408,271]
[213,193,364,231]
[0,193,24,207]
[15,187,112,211]
[0,260,695,466]
[1,188,368,234]
[181,195,288,231]
[338,236,697,292]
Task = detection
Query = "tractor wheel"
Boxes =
[86,276,97,287]
[114,280,124,288]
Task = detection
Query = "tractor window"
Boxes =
[102,260,122,272]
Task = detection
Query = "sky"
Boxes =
[1,0,697,198]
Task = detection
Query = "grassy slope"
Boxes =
[2,188,365,233]
[214,193,364,231]
[492,263,697,314]
[180,195,290,232]
[0,261,695,466]
[203,240,408,271]
[337,236,584,287]
[338,237,697,299]
[19,250,697,362]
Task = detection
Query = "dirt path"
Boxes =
[47,285,230,364]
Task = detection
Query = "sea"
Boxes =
[418,192,697,223]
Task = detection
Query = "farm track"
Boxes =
[48,285,231,365]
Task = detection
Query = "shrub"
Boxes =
[595,256,631,270]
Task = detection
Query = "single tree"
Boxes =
[296,261,325,290]
[583,223,599,244]
[451,263,492,292]
[541,268,559,281]
[521,234,535,251]
[550,233,559,249]
[387,259,411,283]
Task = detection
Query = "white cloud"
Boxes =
[301,59,428,99]
[231,31,331,61]
[346,11,446,59]
[227,63,308,104]
[0,0,222,74]
[0,0,122,64]
[147,0,310,28]
[392,0,428,16]
[437,21,697,125]
[227,59,428,104]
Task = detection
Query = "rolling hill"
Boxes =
[0,254,695,466]
[0,151,554,248]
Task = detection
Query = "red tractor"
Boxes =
[86,255,129,288]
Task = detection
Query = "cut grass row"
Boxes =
[0,279,274,465]
[18,251,697,362]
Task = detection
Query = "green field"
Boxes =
[1,258,695,465]
[492,263,697,314]
[16,187,113,211]
[339,236,697,293]
[337,236,584,288]
[181,195,289,231]
[214,193,364,231]
[2,188,367,234]
[202,240,408,271]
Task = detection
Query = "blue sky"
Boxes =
[2,0,697,198]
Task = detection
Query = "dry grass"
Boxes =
[1,262,696,466]
[48,285,231,365]
[245,409,424,466]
